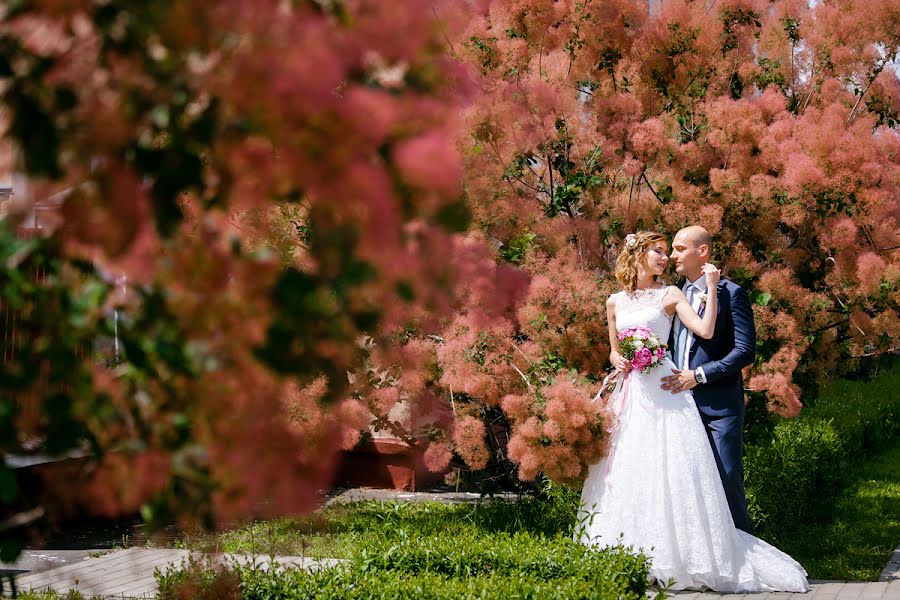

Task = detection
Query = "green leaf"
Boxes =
[750,291,772,306]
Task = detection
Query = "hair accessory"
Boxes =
[625,234,637,248]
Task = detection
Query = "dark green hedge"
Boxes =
[745,364,900,539]
[236,568,644,600]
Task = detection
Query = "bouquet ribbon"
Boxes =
[592,369,631,480]
[592,366,664,482]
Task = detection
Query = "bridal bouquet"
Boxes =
[618,326,667,373]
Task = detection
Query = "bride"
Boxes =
[576,230,809,593]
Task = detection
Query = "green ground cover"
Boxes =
[746,363,900,537]
[774,434,900,581]
[179,489,579,559]
[162,490,651,599]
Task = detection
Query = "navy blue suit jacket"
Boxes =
[675,278,756,417]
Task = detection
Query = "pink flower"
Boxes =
[619,326,652,341]
[631,348,653,370]
[857,253,886,295]
[423,441,453,473]
[394,130,462,196]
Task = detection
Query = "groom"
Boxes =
[661,226,756,533]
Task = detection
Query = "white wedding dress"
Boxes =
[576,286,809,593]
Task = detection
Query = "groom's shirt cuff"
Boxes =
[695,366,707,384]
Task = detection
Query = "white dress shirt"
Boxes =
[680,276,708,383]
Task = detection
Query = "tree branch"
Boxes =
[848,51,897,123]
[547,153,555,204]
[370,412,418,448]
[511,364,536,395]
[640,170,667,205]
[486,138,549,198]
[430,5,458,57]
[810,319,848,334]
[861,224,900,252]
[627,175,636,215]
[853,346,900,358]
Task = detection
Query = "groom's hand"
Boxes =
[661,369,698,393]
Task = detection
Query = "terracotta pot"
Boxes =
[333,438,448,491]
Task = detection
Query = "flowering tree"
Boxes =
[388,0,898,483]
[0,0,532,551]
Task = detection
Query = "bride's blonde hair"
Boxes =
[615,230,668,292]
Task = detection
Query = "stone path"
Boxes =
[881,544,900,582]
[3,549,96,575]
[2,489,897,599]
[671,581,900,600]
[9,546,899,599]
[10,547,340,598]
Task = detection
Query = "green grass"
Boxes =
[179,487,581,559]
[774,434,900,581]
[745,362,900,540]
[162,489,651,599]
[805,364,900,456]
[16,592,104,600]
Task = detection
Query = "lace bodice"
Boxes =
[612,286,674,342]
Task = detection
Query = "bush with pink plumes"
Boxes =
[517,249,614,376]
[503,378,607,484]
[454,0,899,433]
[436,314,521,405]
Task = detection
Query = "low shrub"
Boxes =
[745,363,900,540]
[773,436,900,581]
[745,418,847,537]
[804,366,900,457]
[352,531,648,586]
[200,487,583,560]
[159,563,649,600]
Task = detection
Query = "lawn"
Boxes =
[178,486,583,559]
[163,488,652,599]
[776,434,900,581]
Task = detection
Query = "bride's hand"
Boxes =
[609,349,630,372]
[702,263,720,288]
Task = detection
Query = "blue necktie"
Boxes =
[675,284,696,369]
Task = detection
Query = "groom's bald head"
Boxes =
[671,226,712,280]
[678,226,711,252]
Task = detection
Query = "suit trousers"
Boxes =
[697,409,753,533]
